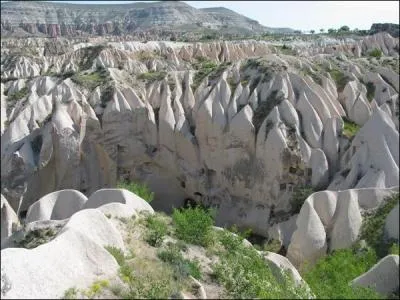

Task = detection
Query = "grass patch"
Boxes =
[158,243,202,280]
[368,48,383,59]
[342,117,361,139]
[71,66,109,90]
[328,68,352,92]
[213,230,310,299]
[276,44,297,56]
[78,45,107,70]
[83,279,109,298]
[172,206,215,247]
[263,239,282,253]
[105,246,125,266]
[302,248,382,299]
[366,81,376,102]
[359,192,399,258]
[7,87,28,101]
[137,71,167,83]
[117,180,154,203]
[290,185,314,214]
[144,214,168,247]
[191,58,218,91]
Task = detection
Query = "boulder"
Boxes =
[351,255,399,296]
[25,189,87,223]
[82,188,154,214]
[1,209,123,298]
[384,203,399,241]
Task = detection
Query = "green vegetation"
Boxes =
[172,206,215,247]
[14,228,57,249]
[137,71,167,83]
[78,45,107,70]
[263,239,282,253]
[389,242,399,255]
[290,185,315,214]
[359,193,399,258]
[144,214,168,247]
[158,243,202,280]
[117,180,154,203]
[83,280,109,298]
[303,248,382,299]
[369,48,383,59]
[252,90,285,133]
[105,246,125,266]
[191,58,222,91]
[71,66,110,90]
[213,230,310,299]
[328,68,352,92]
[342,117,361,139]
[366,81,376,102]
[7,87,28,101]
[276,44,297,56]
[63,287,78,299]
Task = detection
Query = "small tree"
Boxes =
[310,30,315,34]
[328,28,336,34]
[339,25,350,32]
[320,28,324,33]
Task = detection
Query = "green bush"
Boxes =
[263,239,282,253]
[63,287,78,299]
[83,280,109,298]
[105,246,125,266]
[366,81,376,102]
[213,230,310,299]
[158,243,202,280]
[252,90,285,133]
[71,67,109,90]
[342,117,361,139]
[290,185,314,214]
[117,180,154,203]
[172,206,215,247]
[144,214,168,247]
[328,68,352,92]
[7,87,28,101]
[389,243,400,255]
[369,48,383,59]
[137,71,167,82]
[360,193,399,258]
[15,228,57,249]
[303,248,382,299]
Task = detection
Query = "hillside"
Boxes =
[0,1,291,38]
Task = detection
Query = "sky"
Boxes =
[2,1,399,32]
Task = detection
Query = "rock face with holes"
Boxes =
[1,32,399,235]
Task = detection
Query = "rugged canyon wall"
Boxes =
[1,33,399,235]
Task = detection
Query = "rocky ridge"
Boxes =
[1,32,399,236]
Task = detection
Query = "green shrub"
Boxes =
[157,244,202,280]
[117,180,154,203]
[328,68,352,92]
[366,81,376,102]
[7,87,28,101]
[63,287,78,299]
[263,239,282,253]
[213,230,309,299]
[360,193,399,258]
[105,246,125,266]
[71,67,109,90]
[290,185,314,214]
[83,280,109,298]
[369,48,383,59]
[303,248,382,299]
[172,206,215,247]
[15,228,57,249]
[342,117,361,139]
[144,214,168,247]
[137,71,167,82]
[389,243,400,255]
